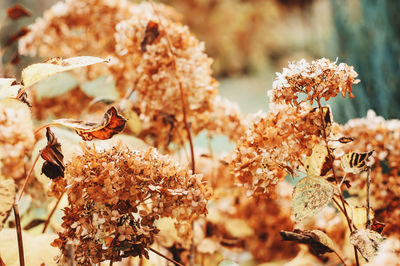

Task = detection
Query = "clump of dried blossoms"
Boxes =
[336,110,400,237]
[51,143,209,264]
[231,58,359,196]
[270,58,359,106]
[0,99,34,182]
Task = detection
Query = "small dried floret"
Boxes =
[52,143,209,264]
[269,58,359,106]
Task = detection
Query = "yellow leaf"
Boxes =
[292,175,334,221]
[341,151,374,174]
[303,144,332,176]
[21,56,108,87]
[0,179,16,231]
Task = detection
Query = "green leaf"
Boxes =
[292,175,334,221]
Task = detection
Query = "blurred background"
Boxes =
[1,0,400,123]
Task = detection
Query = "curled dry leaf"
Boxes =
[0,78,22,99]
[337,136,354,144]
[350,229,384,261]
[280,229,335,255]
[0,179,16,231]
[370,221,385,234]
[292,175,334,222]
[341,150,374,174]
[53,106,126,140]
[141,20,160,52]
[303,144,332,176]
[40,128,65,179]
[21,56,109,87]
[7,4,31,20]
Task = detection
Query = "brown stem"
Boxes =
[149,247,183,266]
[34,123,58,136]
[109,259,113,266]
[13,204,25,266]
[333,250,347,266]
[18,151,41,202]
[148,0,195,173]
[42,192,65,233]
[366,167,371,229]
[316,99,359,266]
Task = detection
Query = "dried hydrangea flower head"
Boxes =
[51,143,209,264]
[269,58,359,106]
[0,99,34,183]
[231,103,324,196]
[336,110,400,237]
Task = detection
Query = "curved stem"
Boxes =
[148,0,195,173]
[149,247,183,266]
[333,250,347,266]
[42,191,65,233]
[366,168,371,229]
[18,151,41,202]
[13,204,25,266]
[34,123,58,135]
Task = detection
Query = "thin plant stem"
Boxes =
[109,259,113,266]
[316,100,359,266]
[13,204,25,266]
[18,151,41,202]
[366,167,371,229]
[34,123,58,135]
[42,191,65,233]
[149,247,183,266]
[333,250,347,266]
[148,0,196,173]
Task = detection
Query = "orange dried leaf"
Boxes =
[40,127,65,179]
[53,107,126,141]
[337,136,354,144]
[7,5,31,20]
[141,20,160,52]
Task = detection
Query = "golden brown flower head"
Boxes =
[0,99,34,183]
[52,143,209,264]
[269,58,359,106]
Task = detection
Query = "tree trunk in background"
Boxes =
[329,0,400,123]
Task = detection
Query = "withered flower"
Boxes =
[40,127,64,179]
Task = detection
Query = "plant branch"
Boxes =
[316,99,359,266]
[42,191,65,233]
[149,247,183,266]
[18,151,41,202]
[148,0,196,173]
[333,250,347,266]
[13,204,25,266]
[366,167,371,229]
[34,123,58,136]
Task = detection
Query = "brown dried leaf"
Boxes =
[141,20,160,52]
[337,136,354,144]
[292,175,334,221]
[21,56,108,87]
[0,179,16,231]
[350,229,384,261]
[5,27,30,46]
[341,150,374,174]
[370,221,385,234]
[280,229,336,255]
[53,107,126,141]
[40,128,65,179]
[7,5,31,20]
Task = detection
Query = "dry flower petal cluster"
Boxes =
[0,99,34,183]
[335,110,400,237]
[231,103,324,195]
[269,58,359,106]
[51,143,209,264]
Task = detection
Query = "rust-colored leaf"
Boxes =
[40,128,65,179]
[53,107,126,141]
[5,27,30,46]
[337,136,354,144]
[7,5,31,20]
[141,20,160,52]
[370,220,385,234]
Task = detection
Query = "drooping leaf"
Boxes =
[0,78,22,100]
[40,128,65,179]
[5,27,30,46]
[280,229,336,255]
[7,5,31,20]
[337,136,354,144]
[53,106,126,141]
[141,20,160,52]
[303,144,332,176]
[350,229,384,261]
[292,175,334,221]
[341,150,374,174]
[0,179,16,231]
[21,56,108,88]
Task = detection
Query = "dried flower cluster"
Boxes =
[336,110,400,237]
[270,58,359,106]
[52,143,209,264]
[0,99,34,182]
